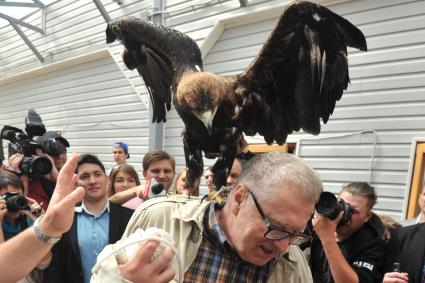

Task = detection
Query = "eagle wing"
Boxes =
[106,17,203,122]
[235,1,367,145]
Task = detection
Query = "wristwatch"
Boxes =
[32,215,62,245]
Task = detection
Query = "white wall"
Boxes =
[0,51,148,172]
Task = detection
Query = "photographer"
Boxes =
[0,170,50,282]
[310,182,386,283]
[8,131,70,211]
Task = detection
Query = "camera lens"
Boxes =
[6,195,28,212]
[30,156,53,176]
[315,192,340,220]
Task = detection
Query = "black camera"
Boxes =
[315,191,354,225]
[0,192,28,212]
[0,109,52,177]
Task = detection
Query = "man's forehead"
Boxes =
[78,163,104,174]
[339,192,369,207]
[257,186,314,229]
[149,160,173,170]
[1,185,22,194]
[2,185,22,194]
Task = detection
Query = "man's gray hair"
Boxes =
[238,151,322,203]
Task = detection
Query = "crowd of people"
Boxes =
[1,133,425,283]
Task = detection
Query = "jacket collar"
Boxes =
[75,200,110,216]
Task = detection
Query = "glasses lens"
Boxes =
[266,230,291,240]
[265,230,310,245]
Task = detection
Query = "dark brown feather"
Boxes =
[235,0,367,143]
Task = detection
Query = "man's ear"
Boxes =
[142,170,147,179]
[364,210,373,222]
[231,184,247,215]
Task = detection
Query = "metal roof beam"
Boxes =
[239,0,247,7]
[93,0,111,23]
[0,2,39,8]
[9,20,44,62]
[0,0,46,63]
[32,0,45,8]
[0,12,44,34]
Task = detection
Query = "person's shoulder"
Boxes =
[110,202,134,215]
[368,213,386,236]
[401,218,417,227]
[129,195,207,225]
[273,245,313,282]
[136,194,202,212]
[397,222,425,235]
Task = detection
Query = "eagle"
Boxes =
[106,1,367,190]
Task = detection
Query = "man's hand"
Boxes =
[20,197,43,221]
[382,272,409,283]
[35,150,59,182]
[38,153,85,237]
[7,153,23,174]
[312,211,343,244]
[118,239,176,283]
[0,199,7,222]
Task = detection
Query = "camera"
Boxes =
[0,192,28,212]
[0,109,52,177]
[142,178,166,199]
[315,191,354,225]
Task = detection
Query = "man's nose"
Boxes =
[273,237,291,253]
[89,175,98,184]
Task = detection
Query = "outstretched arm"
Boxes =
[109,186,143,205]
[0,153,85,283]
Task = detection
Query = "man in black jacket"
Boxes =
[45,154,133,283]
[310,182,386,283]
[382,223,425,283]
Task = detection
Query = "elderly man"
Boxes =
[117,151,322,282]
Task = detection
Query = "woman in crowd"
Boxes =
[172,169,199,197]
[108,164,141,209]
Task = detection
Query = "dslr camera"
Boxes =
[315,191,354,225]
[0,109,52,177]
[0,191,28,212]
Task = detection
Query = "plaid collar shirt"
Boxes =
[184,202,276,283]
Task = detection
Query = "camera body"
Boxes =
[315,191,354,225]
[0,109,53,177]
[0,191,28,212]
[142,178,166,199]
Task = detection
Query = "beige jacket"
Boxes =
[122,195,313,283]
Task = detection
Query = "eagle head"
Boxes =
[176,72,229,135]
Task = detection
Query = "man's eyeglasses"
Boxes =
[247,188,311,246]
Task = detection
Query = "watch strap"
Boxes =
[32,216,62,245]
